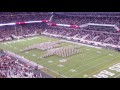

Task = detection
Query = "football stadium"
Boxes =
[0,12,120,78]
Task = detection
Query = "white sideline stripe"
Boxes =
[41,71,55,78]
[2,36,90,77]
[6,51,44,69]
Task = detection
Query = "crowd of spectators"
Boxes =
[0,12,51,23]
[46,26,120,46]
[46,26,78,37]
[1,12,120,78]
[0,23,47,40]
[52,13,120,28]
[0,49,49,78]
[0,12,120,46]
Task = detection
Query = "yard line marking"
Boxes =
[2,35,119,78]
[42,46,94,68]
[83,74,88,78]
[108,54,113,56]
[32,54,36,56]
[89,59,120,78]
[96,51,101,53]
[48,60,53,63]
[69,59,112,78]
[86,49,90,51]
[61,51,111,76]
[56,51,110,73]
[69,52,120,78]
[36,45,88,66]
[70,69,77,72]
[58,64,64,67]
[59,59,67,63]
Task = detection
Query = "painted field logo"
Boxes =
[59,59,67,63]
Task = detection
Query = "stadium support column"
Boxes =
[49,14,54,21]
[49,12,54,21]
[14,26,17,36]
[34,26,37,34]
[20,25,23,36]
[51,12,54,14]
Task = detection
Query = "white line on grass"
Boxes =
[25,52,29,53]
[69,52,120,78]
[61,51,111,76]
[40,46,92,69]
[69,59,113,78]
[89,59,120,78]
[3,36,118,77]
[70,69,77,72]
[108,54,113,56]
[37,57,59,65]
[48,60,53,63]
[58,64,64,67]
[56,51,110,73]
[86,49,90,51]
[32,54,36,56]
[96,51,101,53]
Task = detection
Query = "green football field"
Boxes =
[1,35,120,78]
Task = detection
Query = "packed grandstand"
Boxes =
[1,12,120,78]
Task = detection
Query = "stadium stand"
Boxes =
[1,12,120,78]
[0,49,52,78]
[0,12,51,23]
[52,12,120,27]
